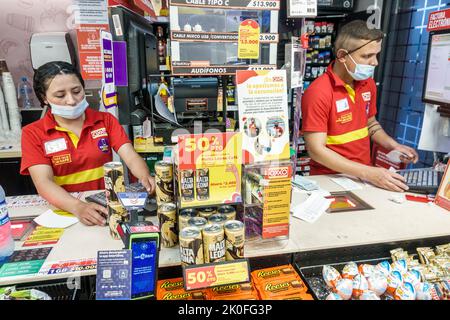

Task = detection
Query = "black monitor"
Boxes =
[423,30,450,107]
[109,6,158,126]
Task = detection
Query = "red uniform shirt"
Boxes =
[301,64,377,175]
[20,108,131,192]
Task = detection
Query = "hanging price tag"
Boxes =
[183,259,250,291]
[238,19,260,60]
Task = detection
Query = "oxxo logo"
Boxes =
[265,167,290,179]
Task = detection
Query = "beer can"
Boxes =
[198,207,217,219]
[155,161,174,204]
[208,213,228,227]
[224,220,245,260]
[179,227,204,266]
[202,224,226,263]
[178,208,198,232]
[218,205,236,221]
[103,162,126,203]
[196,168,210,201]
[158,203,178,248]
[108,202,127,240]
[180,170,195,202]
[188,216,208,230]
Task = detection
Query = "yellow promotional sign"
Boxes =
[238,19,260,60]
[177,133,242,208]
[184,260,250,291]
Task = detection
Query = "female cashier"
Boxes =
[20,61,155,226]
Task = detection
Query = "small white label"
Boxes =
[362,92,371,102]
[336,98,350,113]
[44,138,67,155]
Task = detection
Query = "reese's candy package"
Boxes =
[208,282,258,300]
[251,264,299,285]
[156,277,208,300]
[256,278,308,300]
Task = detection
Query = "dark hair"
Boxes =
[33,61,85,107]
[334,20,384,54]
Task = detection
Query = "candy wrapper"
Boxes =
[376,261,391,277]
[391,259,408,274]
[322,265,342,288]
[342,262,359,280]
[359,290,380,300]
[334,278,353,300]
[352,274,369,299]
[415,282,433,300]
[394,282,416,300]
[367,273,388,297]
[358,264,377,278]
[386,270,403,296]
[326,292,343,300]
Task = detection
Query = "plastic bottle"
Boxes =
[17,76,34,109]
[0,185,14,263]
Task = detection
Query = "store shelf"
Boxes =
[305,62,331,67]
[308,47,333,51]
[159,65,169,72]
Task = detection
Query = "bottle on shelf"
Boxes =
[160,0,169,17]
[0,185,14,263]
[157,26,167,66]
[17,77,34,109]
[226,77,236,105]
[158,74,169,106]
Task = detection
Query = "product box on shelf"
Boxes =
[242,161,293,241]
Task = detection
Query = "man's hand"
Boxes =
[73,201,108,226]
[365,167,409,192]
[140,175,156,195]
[392,144,419,164]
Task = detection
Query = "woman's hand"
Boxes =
[140,174,156,195]
[73,201,108,226]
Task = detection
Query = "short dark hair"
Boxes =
[334,20,384,54]
[33,61,85,107]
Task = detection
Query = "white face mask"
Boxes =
[49,98,89,120]
[344,53,376,81]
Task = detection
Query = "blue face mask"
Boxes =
[344,53,376,81]
[49,98,88,120]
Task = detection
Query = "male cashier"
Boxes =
[302,20,419,192]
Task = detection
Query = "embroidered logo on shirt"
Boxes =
[336,98,350,113]
[98,138,110,153]
[336,112,353,124]
[44,138,67,155]
[91,127,108,139]
[362,92,371,102]
[51,154,72,166]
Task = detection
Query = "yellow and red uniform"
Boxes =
[301,64,377,175]
[20,108,131,192]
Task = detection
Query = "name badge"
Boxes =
[362,92,371,102]
[44,138,67,155]
[336,98,350,113]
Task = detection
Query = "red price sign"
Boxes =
[183,260,250,291]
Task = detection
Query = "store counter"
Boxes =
[1,175,449,287]
[290,175,450,252]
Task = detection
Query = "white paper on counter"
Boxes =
[292,193,333,224]
[331,177,363,191]
[34,209,79,229]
